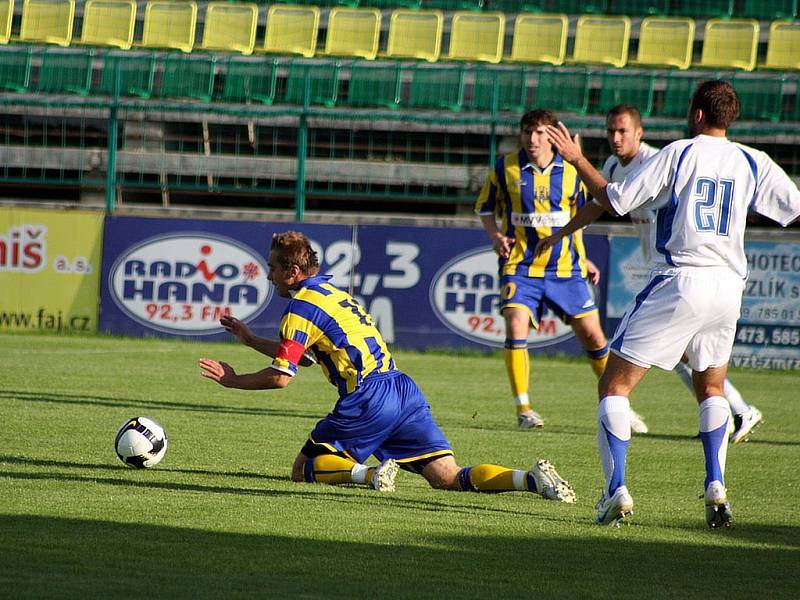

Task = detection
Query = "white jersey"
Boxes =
[601,142,660,263]
[606,134,800,279]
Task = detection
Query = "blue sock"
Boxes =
[598,396,631,497]
[699,396,731,488]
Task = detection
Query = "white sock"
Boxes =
[699,396,731,487]
[515,393,530,407]
[674,361,694,395]
[723,379,749,415]
[351,463,369,484]
[598,395,631,496]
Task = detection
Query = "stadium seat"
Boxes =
[732,74,784,122]
[362,0,421,7]
[632,17,694,70]
[597,69,656,116]
[541,0,607,14]
[346,61,402,108]
[425,0,484,10]
[607,0,668,15]
[0,46,31,91]
[285,60,339,107]
[408,64,465,111]
[19,0,75,47]
[96,52,156,98]
[571,16,631,68]
[220,56,278,104]
[764,21,800,71]
[263,5,319,58]
[533,67,589,114]
[447,12,505,63]
[0,0,12,44]
[384,9,443,63]
[671,0,733,18]
[657,71,714,117]
[79,0,137,49]
[468,65,528,113]
[201,2,258,55]
[740,0,797,20]
[487,0,542,12]
[324,8,381,60]
[157,54,215,102]
[274,0,358,6]
[508,13,568,65]
[140,0,197,53]
[36,48,94,95]
[699,19,759,72]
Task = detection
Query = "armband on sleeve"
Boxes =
[271,339,307,376]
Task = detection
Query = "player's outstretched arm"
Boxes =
[220,315,315,367]
[198,358,292,390]
[535,201,605,257]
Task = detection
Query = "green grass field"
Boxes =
[1,333,798,599]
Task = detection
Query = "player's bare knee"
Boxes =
[421,456,461,490]
[291,454,307,482]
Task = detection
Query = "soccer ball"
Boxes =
[115,416,168,469]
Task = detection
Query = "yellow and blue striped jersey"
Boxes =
[271,274,395,397]
[475,149,589,278]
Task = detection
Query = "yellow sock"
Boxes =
[305,454,368,486]
[504,339,530,414]
[587,344,609,378]
[458,464,529,492]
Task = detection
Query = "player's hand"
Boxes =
[220,315,253,346]
[585,259,601,286]
[534,236,556,257]
[546,122,583,164]
[198,358,238,387]
[492,234,513,259]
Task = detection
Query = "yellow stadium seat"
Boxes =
[19,0,75,47]
[764,20,800,70]
[324,8,381,60]
[0,0,13,44]
[80,0,137,49]
[571,15,631,68]
[140,0,197,53]
[508,13,568,65]
[263,5,319,58]
[201,2,257,56]
[448,11,505,63]
[384,9,443,63]
[633,17,694,69]
[699,18,759,71]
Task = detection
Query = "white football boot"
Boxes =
[704,480,733,528]
[595,486,634,527]
[530,459,576,503]
[518,410,544,429]
[629,409,649,434]
[730,406,763,445]
[370,459,399,492]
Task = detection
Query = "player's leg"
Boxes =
[293,445,399,491]
[570,310,610,378]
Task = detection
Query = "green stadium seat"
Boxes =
[263,5,319,58]
[0,0,13,44]
[361,0,421,8]
[140,0,197,53]
[384,9,442,63]
[740,0,797,20]
[571,16,631,68]
[607,0,668,15]
[447,12,505,63]
[487,0,542,12]
[79,0,137,49]
[534,67,589,115]
[0,47,31,91]
[19,0,75,47]
[220,57,277,104]
[274,0,358,6]
[468,66,528,113]
[732,74,784,122]
[658,71,714,117]
[632,17,694,70]
[424,0,484,10]
[508,13,567,65]
[541,0,607,14]
[36,49,94,95]
[596,70,656,116]
[96,52,156,98]
[699,19,759,72]
[201,2,258,55]
[764,21,800,71]
[346,61,401,108]
[157,55,215,102]
[285,61,339,107]
[324,8,382,60]
[408,64,465,111]
[671,0,733,18]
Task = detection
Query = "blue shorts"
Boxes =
[500,273,597,329]
[304,370,453,468]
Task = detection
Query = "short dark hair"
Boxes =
[270,231,319,275]
[520,109,558,130]
[606,104,642,128]
[690,80,740,130]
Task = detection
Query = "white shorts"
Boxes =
[610,267,745,371]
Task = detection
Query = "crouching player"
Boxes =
[199,231,576,502]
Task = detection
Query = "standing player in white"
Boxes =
[536,104,763,442]
[546,81,800,528]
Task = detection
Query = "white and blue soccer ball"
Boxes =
[115,416,168,469]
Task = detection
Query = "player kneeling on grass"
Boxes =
[199,231,576,502]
